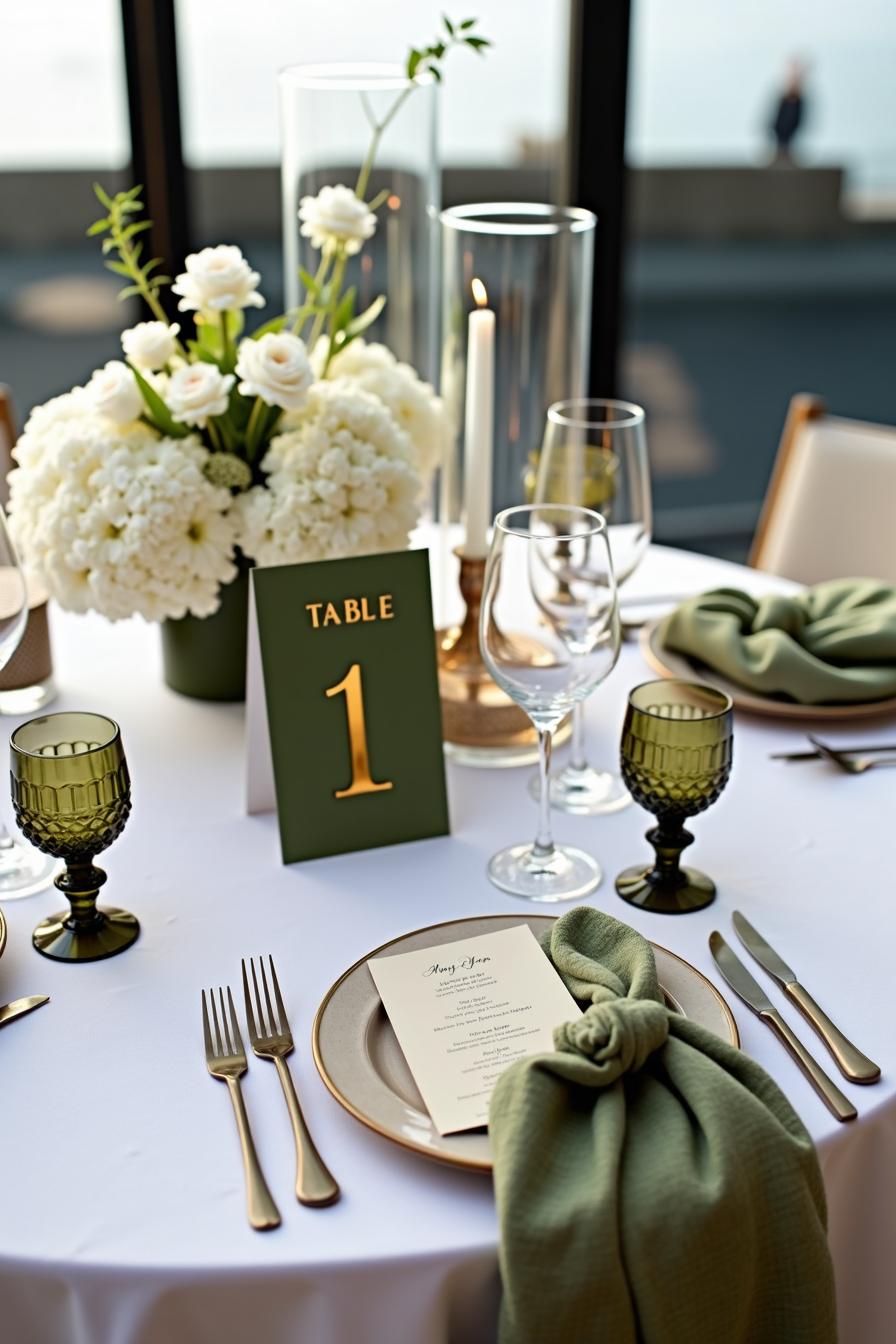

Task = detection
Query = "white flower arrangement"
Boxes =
[7,18,489,626]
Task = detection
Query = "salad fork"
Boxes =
[242,956,340,1207]
[201,986,281,1230]
[808,735,896,775]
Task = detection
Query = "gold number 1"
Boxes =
[325,663,394,799]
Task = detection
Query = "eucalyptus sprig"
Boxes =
[406,14,491,85]
[87,184,178,336]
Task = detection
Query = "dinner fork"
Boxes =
[242,956,340,1207]
[808,735,896,775]
[201,986,281,1231]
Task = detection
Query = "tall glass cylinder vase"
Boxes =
[280,64,439,382]
[439,204,596,539]
[436,204,595,767]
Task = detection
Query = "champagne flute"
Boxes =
[480,505,620,901]
[0,506,59,899]
[530,398,651,814]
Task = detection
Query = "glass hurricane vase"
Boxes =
[280,63,439,381]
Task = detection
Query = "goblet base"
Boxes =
[32,906,140,962]
[529,764,632,815]
[0,840,60,901]
[487,842,602,903]
[615,865,716,915]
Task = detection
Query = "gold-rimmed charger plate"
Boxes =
[0,907,6,962]
[640,619,896,721]
[312,913,738,1173]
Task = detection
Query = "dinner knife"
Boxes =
[0,995,49,1029]
[732,911,880,1084]
[709,933,857,1123]
[770,742,896,762]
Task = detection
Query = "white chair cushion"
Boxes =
[758,417,896,584]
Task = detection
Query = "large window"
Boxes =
[0,0,131,421]
[622,0,896,557]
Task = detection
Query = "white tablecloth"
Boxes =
[0,544,893,1344]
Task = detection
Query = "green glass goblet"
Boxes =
[616,680,733,914]
[10,712,138,961]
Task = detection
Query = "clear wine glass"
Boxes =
[0,506,60,899]
[530,398,651,814]
[480,505,620,901]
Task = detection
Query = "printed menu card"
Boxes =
[368,924,582,1135]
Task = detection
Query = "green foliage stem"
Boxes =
[87,185,181,343]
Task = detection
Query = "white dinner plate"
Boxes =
[312,913,738,1173]
[640,619,896,721]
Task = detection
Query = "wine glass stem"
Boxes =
[569,702,588,772]
[533,727,556,858]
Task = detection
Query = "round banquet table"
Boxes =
[0,543,893,1344]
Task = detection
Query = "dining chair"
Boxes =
[750,392,896,584]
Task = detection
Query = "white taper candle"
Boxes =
[462,278,495,558]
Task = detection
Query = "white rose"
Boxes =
[236,332,313,411]
[171,244,264,313]
[298,185,377,256]
[86,361,143,424]
[166,364,235,427]
[121,321,180,370]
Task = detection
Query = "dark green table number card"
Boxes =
[246,550,449,862]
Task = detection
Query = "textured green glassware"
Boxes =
[616,680,733,914]
[10,712,138,961]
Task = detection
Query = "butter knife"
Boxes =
[0,995,49,1029]
[732,911,880,1084]
[709,933,857,1123]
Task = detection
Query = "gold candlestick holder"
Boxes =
[437,549,569,768]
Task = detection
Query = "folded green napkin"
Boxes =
[658,578,896,704]
[489,908,836,1344]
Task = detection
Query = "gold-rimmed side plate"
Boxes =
[0,907,6,962]
[640,619,896,721]
[312,913,738,1173]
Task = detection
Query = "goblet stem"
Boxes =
[533,726,556,859]
[645,821,694,891]
[56,861,107,929]
[569,702,587,772]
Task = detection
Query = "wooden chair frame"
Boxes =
[749,391,826,571]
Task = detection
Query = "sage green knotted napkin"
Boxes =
[489,908,836,1344]
[658,578,896,704]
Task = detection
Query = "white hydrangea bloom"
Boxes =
[298,185,377,257]
[8,395,237,622]
[234,381,421,567]
[315,338,448,481]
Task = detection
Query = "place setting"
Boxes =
[2,9,896,1344]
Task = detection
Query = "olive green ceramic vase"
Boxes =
[160,566,249,702]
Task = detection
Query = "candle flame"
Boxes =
[387,194,401,210]
[471,277,488,308]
